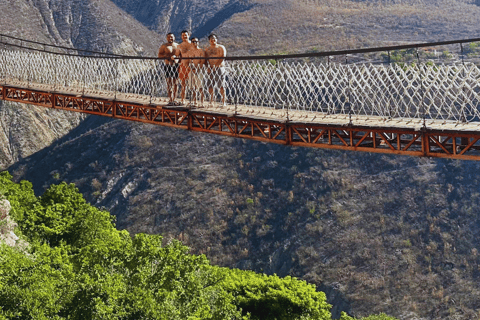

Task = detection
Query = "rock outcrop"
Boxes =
[0,199,19,247]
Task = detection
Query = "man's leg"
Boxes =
[220,87,225,106]
[181,79,186,104]
[180,65,187,104]
[173,65,180,103]
[173,81,178,103]
[166,78,173,102]
[209,86,215,105]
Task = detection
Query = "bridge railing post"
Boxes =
[81,56,86,96]
[327,56,333,115]
[1,35,6,86]
[286,100,290,123]
[114,58,119,101]
[149,59,154,105]
[415,49,427,128]
[459,43,467,123]
[233,60,238,116]
[345,55,353,125]
[386,50,394,120]
[53,55,57,93]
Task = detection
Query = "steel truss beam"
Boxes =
[3,84,480,160]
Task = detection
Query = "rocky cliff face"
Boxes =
[110,0,254,39]
[0,101,85,170]
[0,199,22,248]
[31,0,162,55]
[1,0,162,55]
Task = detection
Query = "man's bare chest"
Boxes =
[207,47,222,56]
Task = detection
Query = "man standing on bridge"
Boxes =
[186,37,206,106]
[205,33,227,106]
[158,33,181,105]
[178,30,194,105]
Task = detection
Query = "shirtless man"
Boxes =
[178,30,195,104]
[158,33,181,104]
[183,37,206,106]
[205,33,227,106]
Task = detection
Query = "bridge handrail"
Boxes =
[1,32,480,61]
[0,33,125,57]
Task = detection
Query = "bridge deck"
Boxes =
[3,78,480,160]
[4,77,480,131]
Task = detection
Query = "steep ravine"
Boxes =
[8,114,480,319]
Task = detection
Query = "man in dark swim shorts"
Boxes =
[164,63,179,79]
[158,33,181,104]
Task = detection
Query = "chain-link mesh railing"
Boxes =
[2,41,480,122]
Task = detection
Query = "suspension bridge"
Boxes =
[2,35,480,160]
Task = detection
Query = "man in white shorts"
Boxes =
[178,30,195,105]
[185,37,206,106]
[205,33,227,106]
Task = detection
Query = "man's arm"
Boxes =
[220,45,226,58]
[174,47,182,63]
[158,45,165,58]
[201,50,207,66]
[216,45,226,66]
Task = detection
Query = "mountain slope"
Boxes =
[0,0,163,169]
[4,0,480,319]
[1,0,162,55]
[216,0,480,55]
[0,101,85,170]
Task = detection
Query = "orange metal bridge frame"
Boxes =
[2,84,480,161]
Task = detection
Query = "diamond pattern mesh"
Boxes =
[2,48,480,122]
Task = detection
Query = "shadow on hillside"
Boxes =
[193,1,256,39]
[7,114,117,194]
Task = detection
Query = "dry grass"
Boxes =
[215,0,480,55]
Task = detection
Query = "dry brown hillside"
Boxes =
[216,0,480,55]
[9,115,480,320]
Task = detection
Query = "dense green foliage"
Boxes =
[222,270,331,320]
[0,171,397,319]
[2,172,240,319]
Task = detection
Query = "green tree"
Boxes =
[0,243,73,319]
[221,269,331,319]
